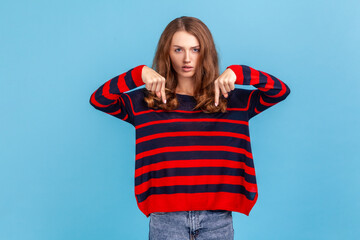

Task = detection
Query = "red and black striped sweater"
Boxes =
[89,64,291,217]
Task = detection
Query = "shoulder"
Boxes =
[124,87,149,112]
[125,87,146,98]
[226,88,254,108]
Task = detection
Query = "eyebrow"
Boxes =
[172,45,200,48]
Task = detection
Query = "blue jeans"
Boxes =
[149,210,234,240]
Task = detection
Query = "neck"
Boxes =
[176,77,195,96]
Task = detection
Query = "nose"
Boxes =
[184,50,191,62]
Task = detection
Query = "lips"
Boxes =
[182,66,193,72]
[182,66,193,69]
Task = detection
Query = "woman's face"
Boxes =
[169,30,200,79]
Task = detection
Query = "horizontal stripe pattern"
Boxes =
[226,65,291,119]
[89,65,146,124]
[90,64,290,217]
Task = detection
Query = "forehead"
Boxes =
[171,30,200,47]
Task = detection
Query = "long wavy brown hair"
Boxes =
[144,16,228,113]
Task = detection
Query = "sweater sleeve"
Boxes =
[226,65,291,119]
[89,65,146,125]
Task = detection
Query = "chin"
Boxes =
[180,72,195,77]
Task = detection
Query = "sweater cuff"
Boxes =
[226,65,244,85]
[132,65,146,87]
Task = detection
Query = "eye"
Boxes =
[194,48,200,52]
[175,48,182,52]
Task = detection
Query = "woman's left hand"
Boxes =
[214,68,237,106]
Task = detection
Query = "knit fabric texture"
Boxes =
[89,64,291,217]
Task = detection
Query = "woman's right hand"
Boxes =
[141,65,167,104]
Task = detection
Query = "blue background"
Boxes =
[1,0,359,239]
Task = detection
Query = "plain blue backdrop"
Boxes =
[1,0,359,239]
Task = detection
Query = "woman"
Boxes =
[90,16,290,240]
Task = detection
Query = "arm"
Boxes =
[89,65,146,125]
[226,65,291,119]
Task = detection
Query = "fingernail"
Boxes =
[164,99,166,104]
[215,102,218,106]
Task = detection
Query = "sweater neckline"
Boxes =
[175,93,196,102]
[176,93,195,98]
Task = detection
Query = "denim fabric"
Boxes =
[149,210,234,240]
